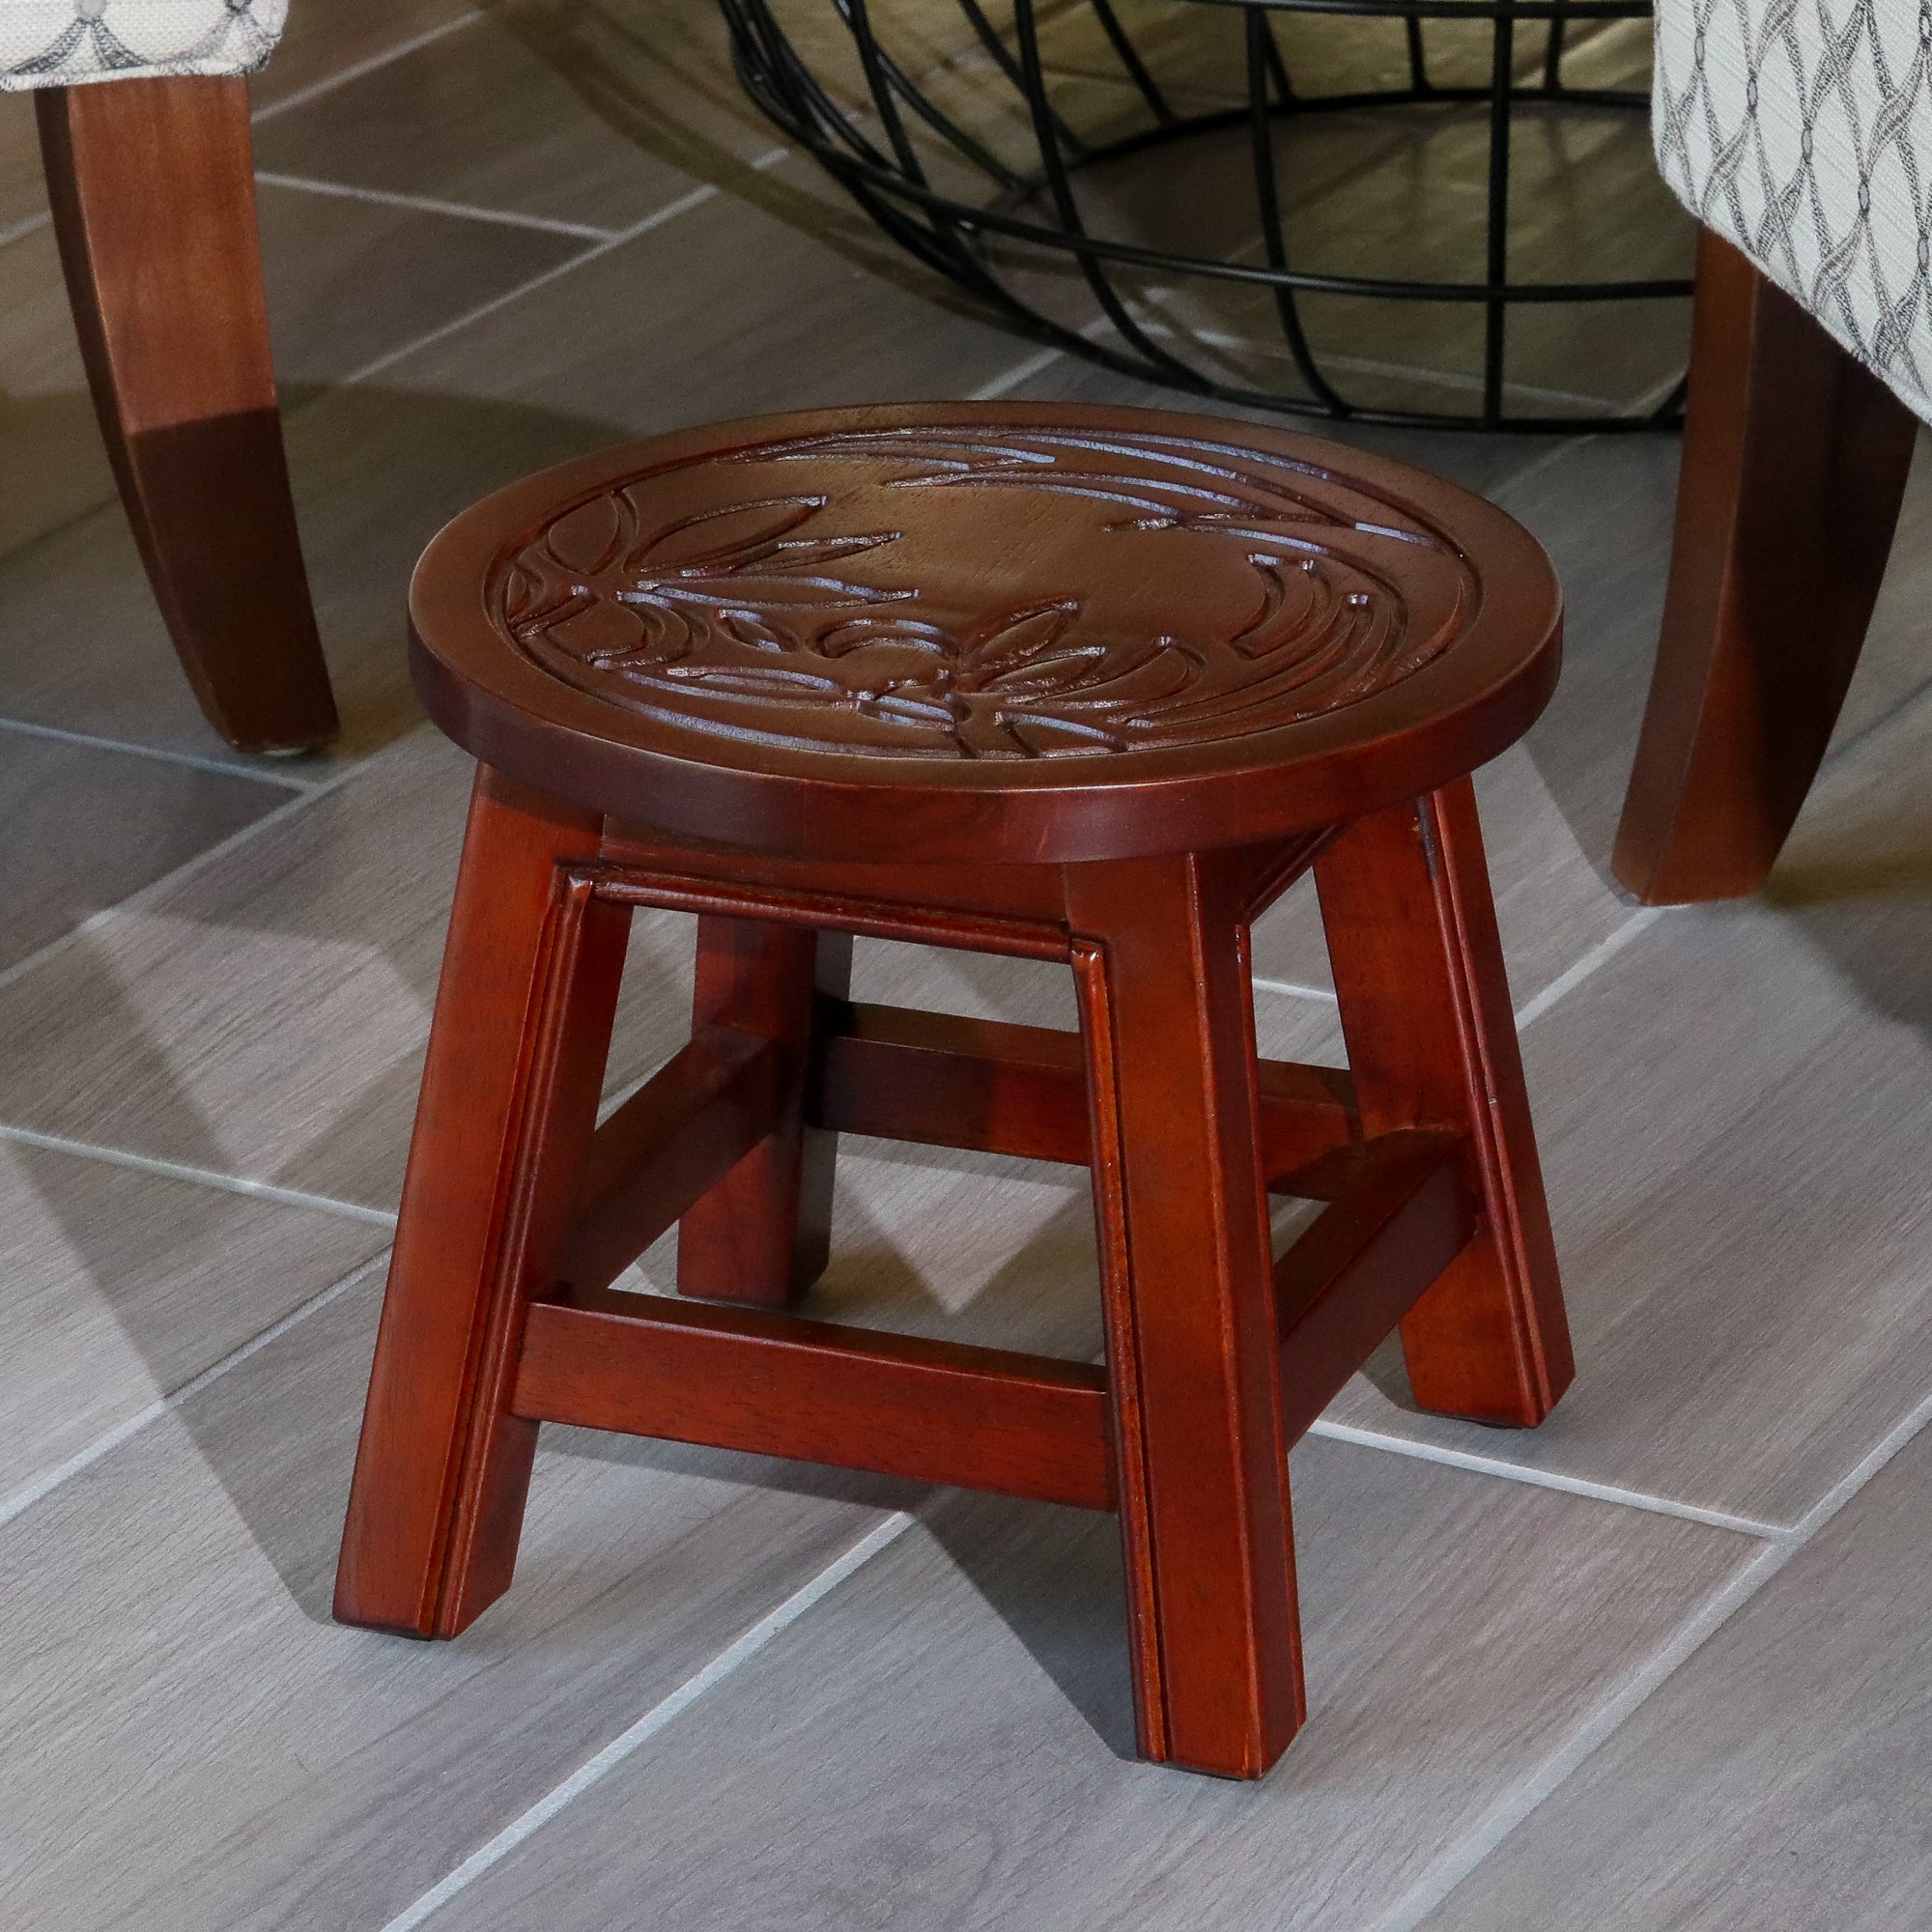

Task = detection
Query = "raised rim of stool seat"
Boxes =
[408,402,1562,865]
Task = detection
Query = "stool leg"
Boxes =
[1066,855,1303,1779]
[1315,781,1574,1426]
[676,921,852,1308]
[335,767,630,1637]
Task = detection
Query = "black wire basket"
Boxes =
[720,0,1694,431]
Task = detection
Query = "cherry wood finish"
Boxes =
[1614,231,1919,903]
[676,920,852,1308]
[1317,782,1573,1424]
[1066,852,1305,1774]
[338,403,1573,1779]
[39,76,337,753]
[519,1286,1114,1510]
[333,768,629,1637]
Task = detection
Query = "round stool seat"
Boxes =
[410,403,1560,864]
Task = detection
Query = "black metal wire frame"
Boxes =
[721,0,1691,432]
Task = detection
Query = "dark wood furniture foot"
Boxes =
[1613,231,1918,904]
[39,75,338,754]
[336,403,1575,1778]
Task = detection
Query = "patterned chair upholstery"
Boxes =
[0,0,284,89]
[1655,0,1932,421]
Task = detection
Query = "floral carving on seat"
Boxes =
[496,426,1474,760]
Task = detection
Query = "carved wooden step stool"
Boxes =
[334,404,1575,1780]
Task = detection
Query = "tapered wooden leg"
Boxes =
[1613,230,1918,904]
[1067,854,1302,1779]
[1317,782,1573,1426]
[334,768,629,1637]
[39,76,338,753]
[676,921,852,1308]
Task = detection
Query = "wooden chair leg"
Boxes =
[38,75,338,754]
[1612,230,1918,904]
[1316,781,1574,1426]
[1066,854,1303,1779]
[675,921,853,1308]
[334,768,629,1638]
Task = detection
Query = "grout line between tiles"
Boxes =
[1252,976,1339,1005]
[376,1510,920,1932]
[1370,1348,1932,1930]
[968,344,1065,400]
[1304,1420,1782,1540]
[249,12,486,124]
[1512,906,1663,1031]
[0,1247,389,1535]
[332,154,788,389]
[0,211,49,249]
[0,1122,398,1227]
[0,713,322,791]
[254,171,622,242]
[0,774,349,1003]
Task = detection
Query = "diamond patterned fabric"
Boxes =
[0,0,284,90]
[1655,0,1932,421]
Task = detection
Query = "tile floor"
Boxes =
[3,3,1930,1926]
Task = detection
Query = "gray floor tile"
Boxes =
[0,224,116,565]
[252,177,589,391]
[420,1439,1750,1932]
[253,12,716,234]
[0,730,292,973]
[1000,344,1575,497]
[0,1138,384,1504]
[1324,873,1932,1524]
[0,727,696,1212]
[484,0,810,172]
[0,93,45,238]
[0,173,585,581]
[0,174,1042,768]
[1245,745,1633,1009]
[1415,1420,1932,1932]
[0,1269,908,1932]
[253,0,482,112]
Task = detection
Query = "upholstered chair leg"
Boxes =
[38,74,338,753]
[335,768,629,1637]
[1067,853,1303,1779]
[1317,781,1573,1427]
[1613,231,1918,903]
[676,920,853,1307]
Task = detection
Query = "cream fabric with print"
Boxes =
[0,0,285,89]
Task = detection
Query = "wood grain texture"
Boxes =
[517,1287,1112,1508]
[812,1002,1358,1186]
[335,765,629,1637]
[416,1438,1748,1932]
[1068,852,1303,1777]
[39,76,339,753]
[1274,1128,1474,1441]
[410,400,1562,866]
[567,1032,780,1294]
[674,919,852,1308]
[1317,783,1573,1426]
[1613,230,1919,904]
[1328,799,1932,1524]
